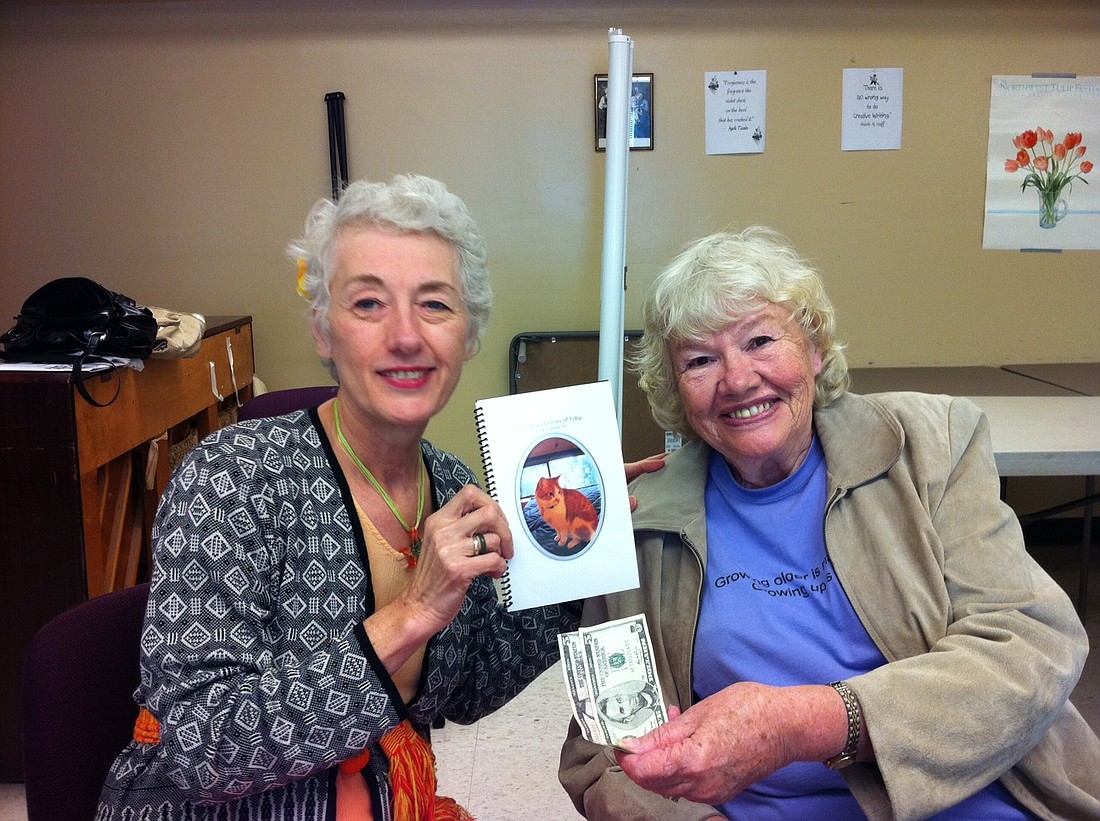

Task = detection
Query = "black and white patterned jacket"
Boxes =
[98,408,577,821]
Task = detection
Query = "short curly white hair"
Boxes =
[287,174,491,380]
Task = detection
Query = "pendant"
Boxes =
[406,528,422,569]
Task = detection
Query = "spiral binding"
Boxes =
[497,572,514,607]
[474,405,497,497]
[474,404,512,607]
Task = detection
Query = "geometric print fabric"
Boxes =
[98,409,576,821]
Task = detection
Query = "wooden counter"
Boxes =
[0,315,254,781]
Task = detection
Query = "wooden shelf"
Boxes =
[0,315,255,781]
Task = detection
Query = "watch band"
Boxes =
[824,680,861,769]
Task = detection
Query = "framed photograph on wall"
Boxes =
[595,73,654,151]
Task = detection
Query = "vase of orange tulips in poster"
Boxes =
[1004,128,1093,229]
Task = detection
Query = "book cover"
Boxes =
[474,381,640,611]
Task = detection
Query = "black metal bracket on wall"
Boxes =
[325,92,349,200]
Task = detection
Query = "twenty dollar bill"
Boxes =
[558,613,668,748]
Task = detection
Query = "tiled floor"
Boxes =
[434,667,583,820]
[2,543,1097,821]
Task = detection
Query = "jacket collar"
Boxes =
[629,437,710,534]
[814,391,904,491]
[629,391,903,533]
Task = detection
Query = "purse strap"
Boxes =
[71,331,121,408]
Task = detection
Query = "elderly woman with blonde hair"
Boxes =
[560,226,1100,821]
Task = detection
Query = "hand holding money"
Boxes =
[613,680,827,805]
[558,613,669,750]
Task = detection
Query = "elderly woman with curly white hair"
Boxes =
[98,175,579,821]
[560,226,1100,821]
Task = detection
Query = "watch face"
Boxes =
[825,751,858,769]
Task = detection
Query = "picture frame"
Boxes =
[595,73,654,151]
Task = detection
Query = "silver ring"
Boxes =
[473,533,488,556]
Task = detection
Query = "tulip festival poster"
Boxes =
[983,75,1100,251]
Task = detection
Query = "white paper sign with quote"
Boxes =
[842,67,904,151]
[705,70,767,155]
[474,381,639,611]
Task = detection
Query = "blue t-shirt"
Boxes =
[695,440,1033,820]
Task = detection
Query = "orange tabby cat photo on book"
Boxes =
[534,475,600,550]
[520,436,604,559]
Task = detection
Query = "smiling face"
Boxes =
[672,302,822,488]
[313,225,472,437]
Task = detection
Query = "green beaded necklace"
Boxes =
[333,398,424,567]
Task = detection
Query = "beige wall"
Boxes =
[2,0,1098,469]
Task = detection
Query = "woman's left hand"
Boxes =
[365,484,512,673]
[613,682,801,805]
[625,453,667,512]
[401,483,512,627]
[625,453,667,483]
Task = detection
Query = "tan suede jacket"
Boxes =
[560,391,1100,821]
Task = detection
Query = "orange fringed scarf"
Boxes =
[135,710,471,820]
[379,720,472,820]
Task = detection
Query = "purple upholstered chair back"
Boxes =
[21,582,150,821]
[237,385,339,421]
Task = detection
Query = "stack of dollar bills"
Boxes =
[558,613,669,750]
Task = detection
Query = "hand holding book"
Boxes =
[624,453,668,511]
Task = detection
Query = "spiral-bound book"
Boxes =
[474,381,640,611]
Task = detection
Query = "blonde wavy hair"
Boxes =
[631,226,849,438]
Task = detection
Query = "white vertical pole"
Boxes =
[598,28,633,435]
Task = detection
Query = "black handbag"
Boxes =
[0,277,158,406]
